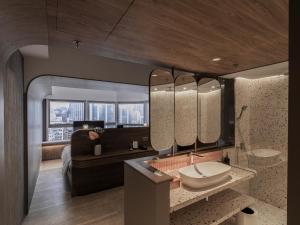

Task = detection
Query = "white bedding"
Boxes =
[61,145,71,175]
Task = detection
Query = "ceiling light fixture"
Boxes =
[152,74,158,77]
[212,57,221,62]
[211,86,215,89]
[183,87,187,90]
[154,88,158,91]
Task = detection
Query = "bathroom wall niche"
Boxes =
[150,69,174,151]
[198,78,221,144]
[175,73,197,147]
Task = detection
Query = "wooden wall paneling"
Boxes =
[3,51,25,225]
[0,59,5,225]
[0,1,48,220]
[0,0,48,62]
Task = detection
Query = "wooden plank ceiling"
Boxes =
[47,0,288,75]
[0,0,48,63]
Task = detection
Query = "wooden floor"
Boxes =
[23,160,124,225]
[23,160,286,225]
[40,159,63,171]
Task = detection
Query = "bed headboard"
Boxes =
[71,127,150,156]
[100,127,149,151]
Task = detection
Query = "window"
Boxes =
[89,102,116,123]
[45,100,149,142]
[48,127,74,142]
[48,100,85,141]
[49,101,85,125]
[118,103,145,126]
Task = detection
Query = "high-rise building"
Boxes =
[68,102,84,122]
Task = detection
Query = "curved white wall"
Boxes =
[24,47,155,88]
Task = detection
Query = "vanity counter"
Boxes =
[170,165,256,212]
[124,155,256,225]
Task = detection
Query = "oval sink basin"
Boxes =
[178,162,231,189]
[248,149,281,166]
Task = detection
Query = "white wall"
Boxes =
[24,47,156,88]
[26,76,52,210]
[48,85,148,102]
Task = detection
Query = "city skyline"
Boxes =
[48,101,148,141]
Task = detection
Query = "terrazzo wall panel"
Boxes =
[150,90,174,151]
[198,90,221,143]
[175,90,197,146]
[234,75,288,209]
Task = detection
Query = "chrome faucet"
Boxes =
[189,152,204,164]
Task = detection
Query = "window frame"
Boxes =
[44,99,149,142]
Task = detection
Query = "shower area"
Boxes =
[225,73,288,224]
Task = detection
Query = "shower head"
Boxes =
[237,105,248,121]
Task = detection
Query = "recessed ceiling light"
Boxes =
[183,87,187,90]
[152,74,158,77]
[212,57,221,62]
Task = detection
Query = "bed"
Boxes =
[61,127,157,196]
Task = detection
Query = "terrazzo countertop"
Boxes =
[170,189,255,225]
[170,165,256,212]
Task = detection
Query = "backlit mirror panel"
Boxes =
[198,78,221,143]
[150,69,174,151]
[175,73,197,146]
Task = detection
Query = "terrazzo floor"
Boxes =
[23,159,286,225]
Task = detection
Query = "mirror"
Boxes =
[150,69,174,151]
[175,73,197,147]
[198,78,221,143]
